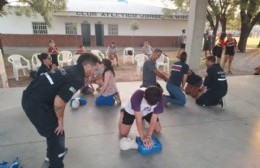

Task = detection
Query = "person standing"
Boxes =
[196,56,227,108]
[107,41,119,66]
[177,29,186,57]
[141,49,168,92]
[48,39,59,68]
[37,53,53,77]
[222,33,237,74]
[213,32,226,64]
[203,29,213,58]
[22,53,99,168]
[164,51,189,106]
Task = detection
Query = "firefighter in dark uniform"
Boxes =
[21,53,99,168]
[196,56,228,108]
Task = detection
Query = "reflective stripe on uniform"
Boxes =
[218,78,226,81]
[44,73,54,85]
[58,152,66,158]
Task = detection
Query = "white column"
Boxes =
[0,50,9,88]
[186,0,208,71]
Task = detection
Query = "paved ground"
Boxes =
[0,76,260,168]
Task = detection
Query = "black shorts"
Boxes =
[121,109,159,125]
[225,47,235,56]
[213,45,223,58]
[180,43,186,49]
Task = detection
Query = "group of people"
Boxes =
[177,28,238,74]
[22,37,229,168]
[141,49,228,108]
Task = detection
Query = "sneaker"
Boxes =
[228,71,233,74]
[163,96,171,107]
[219,98,225,109]
[45,148,68,162]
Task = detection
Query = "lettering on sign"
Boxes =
[56,12,188,20]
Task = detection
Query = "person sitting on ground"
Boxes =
[142,40,153,57]
[76,45,86,55]
[90,61,104,91]
[119,86,163,148]
[107,41,119,66]
[141,49,168,92]
[47,39,59,68]
[95,59,121,106]
[37,53,52,77]
[196,56,228,108]
[254,66,260,75]
[164,51,189,106]
[185,69,203,98]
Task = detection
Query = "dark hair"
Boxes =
[207,56,216,63]
[179,51,187,62]
[102,59,115,77]
[79,45,83,48]
[77,53,99,66]
[220,32,226,41]
[182,29,186,33]
[153,49,162,54]
[38,53,49,63]
[144,86,162,105]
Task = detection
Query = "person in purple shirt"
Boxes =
[119,86,163,148]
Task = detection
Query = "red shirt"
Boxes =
[224,38,237,47]
[48,46,59,54]
[217,39,225,47]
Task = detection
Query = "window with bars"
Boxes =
[32,22,48,34]
[65,23,77,35]
[108,24,118,35]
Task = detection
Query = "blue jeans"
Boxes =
[165,82,186,106]
[95,94,115,106]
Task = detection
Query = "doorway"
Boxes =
[81,23,91,46]
[95,24,104,46]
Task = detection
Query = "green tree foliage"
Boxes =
[236,0,260,52]
[0,0,66,26]
[129,20,140,46]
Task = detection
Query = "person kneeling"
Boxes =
[185,69,203,98]
[119,86,163,148]
[95,59,121,106]
[196,56,228,108]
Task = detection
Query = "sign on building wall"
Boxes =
[55,12,188,20]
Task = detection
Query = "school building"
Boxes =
[0,0,188,47]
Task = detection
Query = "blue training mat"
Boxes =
[0,157,22,168]
[136,136,162,155]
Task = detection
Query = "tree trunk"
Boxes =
[212,21,219,47]
[220,16,227,33]
[238,28,251,52]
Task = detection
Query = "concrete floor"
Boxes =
[0,76,259,168]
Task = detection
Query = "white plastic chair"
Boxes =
[73,54,81,65]
[58,51,73,67]
[31,53,41,71]
[135,54,148,75]
[156,53,170,73]
[8,54,31,81]
[123,47,135,64]
[91,50,105,61]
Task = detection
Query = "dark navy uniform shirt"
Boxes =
[204,64,228,92]
[24,65,85,106]
[37,64,51,77]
